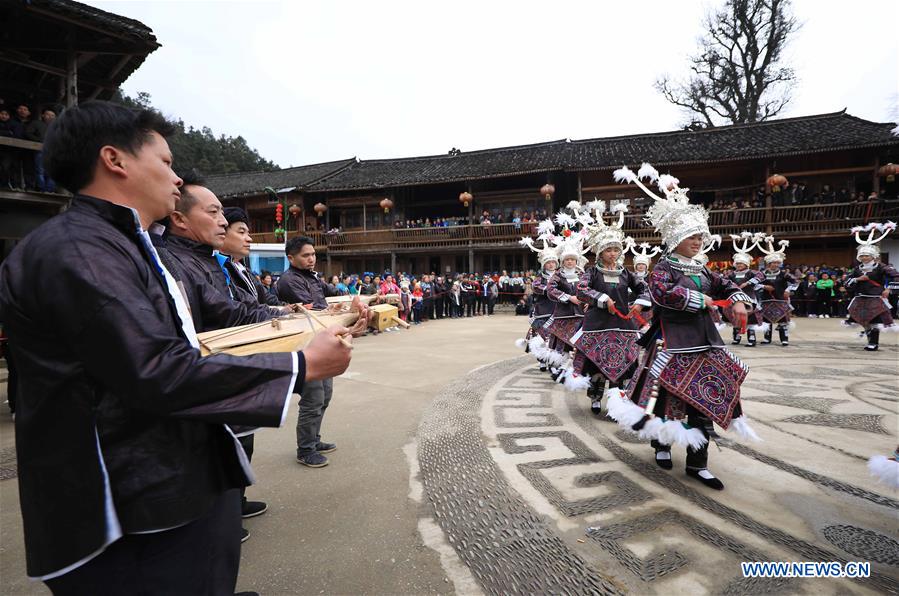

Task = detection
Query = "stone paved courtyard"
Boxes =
[1,314,897,595]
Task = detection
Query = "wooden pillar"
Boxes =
[65,51,78,107]
[577,173,583,202]
[362,202,367,232]
[325,205,330,230]
[873,156,881,194]
[763,165,773,235]
[391,252,396,273]
[468,248,475,274]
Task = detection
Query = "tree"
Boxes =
[655,0,798,129]
[110,91,279,174]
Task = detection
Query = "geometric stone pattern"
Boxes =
[742,388,848,414]
[567,395,899,593]
[0,446,16,481]
[823,525,899,566]
[587,509,790,593]
[497,430,652,516]
[780,413,889,435]
[417,359,623,595]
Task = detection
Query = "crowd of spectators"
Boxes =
[0,101,58,192]
[257,268,536,325]
[391,208,550,229]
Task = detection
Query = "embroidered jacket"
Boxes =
[577,267,650,332]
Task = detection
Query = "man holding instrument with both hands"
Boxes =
[0,101,358,594]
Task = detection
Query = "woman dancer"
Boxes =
[607,163,759,491]
[725,232,767,347]
[844,222,899,351]
[517,220,562,370]
[757,235,796,346]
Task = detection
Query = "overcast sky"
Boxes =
[89,0,898,169]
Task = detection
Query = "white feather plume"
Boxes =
[566,200,582,212]
[514,338,527,349]
[613,166,637,184]
[554,213,576,228]
[586,199,605,214]
[637,162,659,182]
[657,174,680,192]
[519,237,535,249]
[610,203,629,214]
[537,219,556,235]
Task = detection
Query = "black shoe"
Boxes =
[864,344,879,351]
[654,450,673,470]
[590,399,602,415]
[297,452,329,467]
[241,528,250,543]
[731,338,741,345]
[686,468,724,490]
[316,441,337,453]
[241,501,268,519]
[746,341,756,347]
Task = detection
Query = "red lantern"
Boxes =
[540,183,555,200]
[379,198,394,213]
[314,202,327,217]
[878,163,898,183]
[275,203,283,224]
[288,203,301,216]
[459,191,473,207]
[766,174,788,192]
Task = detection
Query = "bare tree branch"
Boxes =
[655,0,798,127]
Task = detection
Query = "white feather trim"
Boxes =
[637,162,659,182]
[566,200,582,212]
[786,321,796,331]
[715,322,728,331]
[637,416,665,441]
[528,335,545,351]
[606,390,646,427]
[750,322,770,333]
[613,166,636,184]
[537,219,556,235]
[873,323,899,333]
[868,455,899,489]
[544,350,566,367]
[658,420,708,450]
[519,237,535,248]
[564,373,592,392]
[728,416,762,442]
[515,338,527,349]
[556,367,570,384]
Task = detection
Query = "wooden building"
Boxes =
[0,0,159,259]
[208,111,899,276]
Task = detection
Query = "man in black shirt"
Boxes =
[276,237,340,468]
[0,101,352,594]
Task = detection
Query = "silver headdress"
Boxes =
[584,200,631,255]
[758,235,789,264]
[851,221,896,260]
[519,218,560,267]
[629,242,661,269]
[613,162,711,251]
[731,231,764,267]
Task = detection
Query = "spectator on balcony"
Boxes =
[0,106,19,190]
[820,184,836,205]
[837,187,850,203]
[25,106,57,192]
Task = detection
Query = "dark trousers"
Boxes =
[651,408,710,470]
[487,296,496,315]
[464,296,474,317]
[296,378,333,457]
[475,295,484,314]
[46,489,241,596]
[3,346,16,414]
[816,294,833,316]
[238,434,254,507]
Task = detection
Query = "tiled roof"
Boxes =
[565,111,899,170]
[205,158,356,198]
[205,112,899,195]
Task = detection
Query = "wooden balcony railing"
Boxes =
[250,201,896,252]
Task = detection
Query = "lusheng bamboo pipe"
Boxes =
[296,304,354,349]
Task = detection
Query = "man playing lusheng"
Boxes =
[0,101,352,594]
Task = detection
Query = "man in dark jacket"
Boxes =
[276,236,340,468]
[0,101,352,594]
